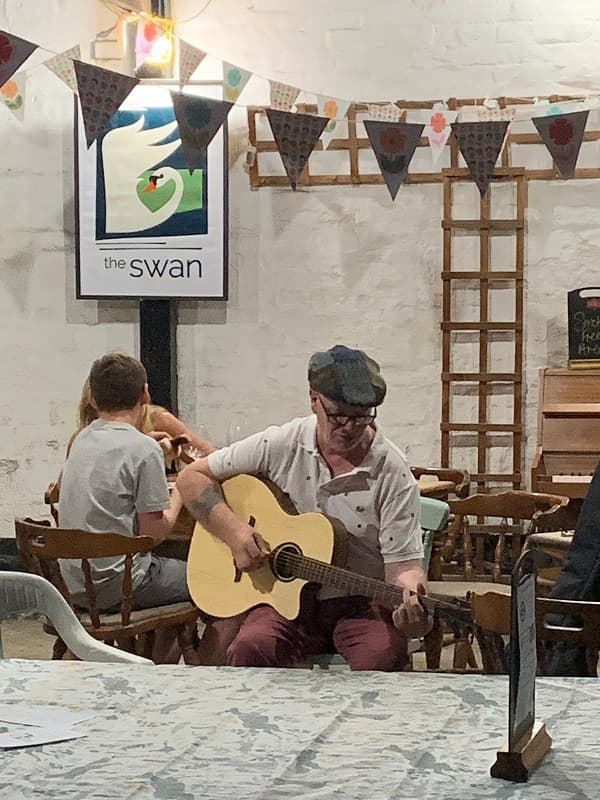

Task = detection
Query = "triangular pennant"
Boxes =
[316,96,351,150]
[266,109,328,190]
[364,120,424,200]
[0,31,37,86]
[269,81,300,111]
[366,103,402,122]
[178,39,206,87]
[223,62,252,103]
[171,92,233,171]
[0,71,26,122]
[532,110,589,179]
[74,61,138,148]
[423,107,458,164]
[44,45,81,93]
[451,121,510,197]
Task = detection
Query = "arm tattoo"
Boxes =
[188,484,225,525]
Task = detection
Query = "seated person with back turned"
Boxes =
[59,353,192,619]
[177,344,432,670]
[70,377,215,461]
[46,373,215,519]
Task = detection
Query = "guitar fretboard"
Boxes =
[275,550,436,612]
[273,549,467,621]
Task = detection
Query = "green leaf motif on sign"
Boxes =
[136,169,204,214]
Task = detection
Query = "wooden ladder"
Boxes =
[440,166,527,493]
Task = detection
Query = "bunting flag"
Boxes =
[423,106,458,164]
[0,71,26,121]
[266,109,328,190]
[364,121,424,200]
[44,45,81,93]
[451,120,509,197]
[366,103,402,122]
[223,62,252,103]
[317,96,350,150]
[269,81,300,111]
[178,39,206,87]
[531,110,589,179]
[74,61,139,148]
[0,30,37,86]
[171,92,233,171]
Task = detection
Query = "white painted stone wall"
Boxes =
[2,0,600,533]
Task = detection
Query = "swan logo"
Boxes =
[95,107,207,240]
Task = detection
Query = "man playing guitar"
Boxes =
[178,344,432,670]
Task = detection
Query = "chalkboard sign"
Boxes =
[568,288,600,367]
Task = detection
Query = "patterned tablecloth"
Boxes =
[0,660,597,800]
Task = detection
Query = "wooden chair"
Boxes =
[411,466,470,500]
[471,590,600,676]
[526,531,574,596]
[442,491,570,582]
[14,518,200,664]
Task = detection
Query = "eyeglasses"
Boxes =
[318,397,377,427]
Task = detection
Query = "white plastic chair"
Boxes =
[0,571,151,664]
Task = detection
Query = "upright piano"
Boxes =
[531,367,600,500]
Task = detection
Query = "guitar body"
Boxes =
[186,474,335,620]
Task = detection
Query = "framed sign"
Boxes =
[75,82,228,299]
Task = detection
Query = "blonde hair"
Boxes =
[77,378,97,430]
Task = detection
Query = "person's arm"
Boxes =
[177,459,269,571]
[152,409,215,458]
[378,467,432,637]
[137,486,183,545]
[134,444,180,545]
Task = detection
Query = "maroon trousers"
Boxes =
[226,592,409,671]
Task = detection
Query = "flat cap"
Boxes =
[308,344,386,407]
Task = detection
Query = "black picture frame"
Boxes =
[74,84,229,301]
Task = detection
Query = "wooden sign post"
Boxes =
[491,549,552,782]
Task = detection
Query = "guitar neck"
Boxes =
[276,551,463,622]
[280,552,410,608]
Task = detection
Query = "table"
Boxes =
[1,661,598,799]
[417,476,456,500]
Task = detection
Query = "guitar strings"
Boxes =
[273,549,470,615]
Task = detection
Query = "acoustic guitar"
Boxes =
[186,474,471,626]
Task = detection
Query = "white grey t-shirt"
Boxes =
[59,419,170,609]
[207,415,423,599]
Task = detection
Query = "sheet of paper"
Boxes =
[0,703,91,728]
[0,726,86,749]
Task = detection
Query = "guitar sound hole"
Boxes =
[271,543,302,582]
